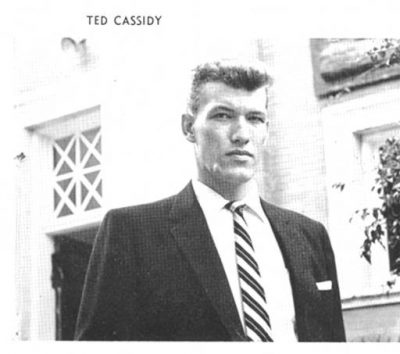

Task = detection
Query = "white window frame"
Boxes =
[321,81,400,308]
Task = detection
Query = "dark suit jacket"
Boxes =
[74,182,345,341]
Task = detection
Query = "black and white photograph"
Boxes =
[2,0,400,352]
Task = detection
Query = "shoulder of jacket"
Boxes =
[105,194,177,220]
[262,200,326,232]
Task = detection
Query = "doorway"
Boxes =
[51,227,97,340]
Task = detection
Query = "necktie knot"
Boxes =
[225,201,246,216]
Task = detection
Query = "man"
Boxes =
[74,60,346,341]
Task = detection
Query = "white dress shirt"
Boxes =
[192,179,298,342]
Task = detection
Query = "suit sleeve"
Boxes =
[319,224,346,342]
[74,210,133,340]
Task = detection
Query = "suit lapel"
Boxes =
[169,183,245,341]
[260,200,312,285]
[260,200,321,341]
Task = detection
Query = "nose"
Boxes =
[230,115,250,145]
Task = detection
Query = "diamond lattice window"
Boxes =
[53,127,102,217]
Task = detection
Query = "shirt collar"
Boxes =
[191,179,266,222]
[192,179,229,215]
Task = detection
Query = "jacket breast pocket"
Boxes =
[304,279,334,315]
[311,288,335,323]
[318,288,334,305]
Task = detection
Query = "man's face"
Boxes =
[185,82,269,188]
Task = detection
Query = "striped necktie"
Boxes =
[226,201,273,342]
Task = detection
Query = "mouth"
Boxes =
[226,150,254,158]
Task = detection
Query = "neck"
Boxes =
[197,175,255,201]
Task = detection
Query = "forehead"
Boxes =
[197,82,268,113]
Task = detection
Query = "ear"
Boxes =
[181,114,196,143]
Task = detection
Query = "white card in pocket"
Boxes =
[316,280,332,291]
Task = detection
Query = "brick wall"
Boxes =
[257,39,328,226]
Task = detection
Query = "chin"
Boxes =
[220,168,254,185]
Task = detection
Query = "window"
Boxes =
[360,127,400,273]
[53,127,102,218]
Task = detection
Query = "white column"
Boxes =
[27,133,56,340]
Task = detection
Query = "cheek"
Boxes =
[198,128,224,151]
[255,129,268,146]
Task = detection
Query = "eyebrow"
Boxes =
[208,105,268,118]
[209,105,235,113]
[247,111,266,116]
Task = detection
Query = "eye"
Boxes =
[212,112,232,120]
[247,115,266,123]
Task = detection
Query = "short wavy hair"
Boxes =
[188,60,272,114]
